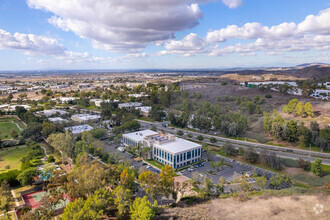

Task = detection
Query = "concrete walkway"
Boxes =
[11,189,19,207]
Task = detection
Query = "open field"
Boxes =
[159,195,330,220]
[0,117,25,140]
[0,145,27,173]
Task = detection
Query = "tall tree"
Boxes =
[130,196,156,220]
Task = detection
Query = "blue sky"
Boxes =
[0,0,329,70]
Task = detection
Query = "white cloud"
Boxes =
[297,8,330,35]
[222,0,243,9]
[166,8,330,57]
[27,0,211,52]
[0,28,66,55]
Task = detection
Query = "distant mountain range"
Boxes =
[0,63,329,79]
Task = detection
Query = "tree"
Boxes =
[221,142,237,156]
[139,171,161,201]
[22,122,42,141]
[263,112,272,133]
[243,148,259,163]
[297,158,310,171]
[47,155,55,163]
[311,159,323,176]
[10,129,18,139]
[100,102,112,119]
[47,131,75,163]
[238,147,245,156]
[16,168,40,186]
[210,137,217,143]
[295,102,304,117]
[42,121,56,137]
[199,177,213,198]
[283,99,298,114]
[150,106,165,121]
[256,176,267,189]
[120,169,136,191]
[160,165,175,204]
[130,196,156,220]
[287,120,298,142]
[304,102,314,117]
[196,135,204,141]
[177,130,183,137]
[113,185,132,219]
[215,177,225,195]
[266,152,282,170]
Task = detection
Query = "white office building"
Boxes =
[71,114,101,123]
[38,109,67,117]
[65,124,94,135]
[144,133,202,168]
[118,102,142,109]
[48,117,68,123]
[122,130,202,168]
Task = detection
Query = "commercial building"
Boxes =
[118,102,142,109]
[122,129,158,147]
[38,109,66,117]
[90,99,111,107]
[48,117,68,123]
[122,130,202,168]
[71,114,101,123]
[65,124,94,135]
[144,133,202,168]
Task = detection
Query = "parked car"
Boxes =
[142,162,147,166]
[146,165,151,169]
[194,165,199,168]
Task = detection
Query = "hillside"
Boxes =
[159,195,329,220]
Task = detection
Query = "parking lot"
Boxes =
[181,152,277,185]
[103,140,161,174]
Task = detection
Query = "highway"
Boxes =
[138,120,330,165]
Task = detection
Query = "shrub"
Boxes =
[297,158,310,170]
[187,134,193,138]
[196,135,204,141]
[47,155,55,163]
[265,94,272,98]
[210,137,217,143]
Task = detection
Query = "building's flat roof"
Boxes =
[136,106,151,112]
[118,102,142,108]
[123,129,158,142]
[65,124,93,134]
[72,114,101,120]
[49,117,67,123]
[155,137,201,154]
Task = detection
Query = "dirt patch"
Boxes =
[283,167,312,176]
[159,195,330,220]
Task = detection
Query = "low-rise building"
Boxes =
[90,99,111,107]
[118,102,142,109]
[144,133,202,168]
[71,114,101,123]
[65,124,94,135]
[48,117,68,123]
[122,130,202,168]
[38,109,67,117]
[136,106,152,117]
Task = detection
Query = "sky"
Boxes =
[0,0,329,70]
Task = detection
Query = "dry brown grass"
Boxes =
[159,195,330,220]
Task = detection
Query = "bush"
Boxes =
[187,134,193,138]
[311,159,323,176]
[297,158,310,170]
[47,155,55,163]
[196,135,204,141]
[265,94,272,98]
[210,137,217,143]
[177,130,184,136]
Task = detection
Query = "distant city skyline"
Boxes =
[0,0,329,70]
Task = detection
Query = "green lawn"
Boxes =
[0,117,26,139]
[0,145,27,173]
[144,159,164,169]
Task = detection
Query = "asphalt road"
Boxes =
[138,120,330,165]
